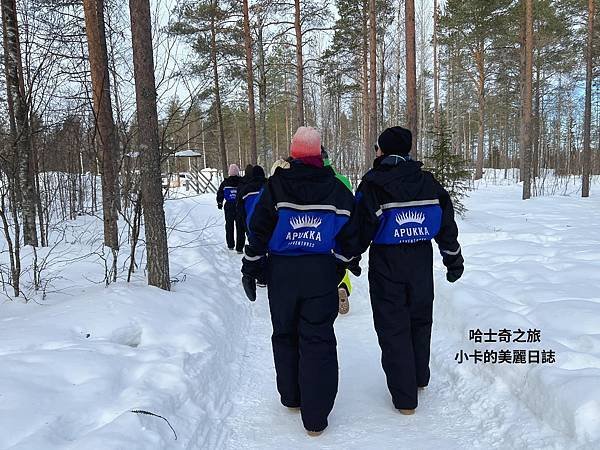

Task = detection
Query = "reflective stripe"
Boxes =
[243,253,265,262]
[275,202,351,217]
[333,252,354,263]
[375,209,383,217]
[381,199,440,209]
[441,245,461,256]
[243,191,260,201]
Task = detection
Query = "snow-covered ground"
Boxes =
[1,175,599,449]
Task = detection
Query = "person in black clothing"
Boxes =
[236,165,267,236]
[216,164,246,252]
[242,164,254,183]
[355,126,464,415]
[234,164,255,234]
[241,127,359,436]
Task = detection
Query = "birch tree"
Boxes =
[1,0,38,247]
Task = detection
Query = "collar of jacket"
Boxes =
[275,159,335,180]
[374,154,414,168]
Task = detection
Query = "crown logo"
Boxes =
[290,215,322,230]
[395,210,425,226]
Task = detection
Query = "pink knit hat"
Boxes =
[290,126,321,158]
[228,164,240,176]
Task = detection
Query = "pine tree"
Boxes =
[440,0,513,180]
[129,0,171,290]
[426,122,471,216]
[170,0,244,175]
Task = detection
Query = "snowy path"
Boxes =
[221,265,568,449]
[224,274,484,449]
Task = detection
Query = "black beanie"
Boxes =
[252,165,265,178]
[377,127,412,155]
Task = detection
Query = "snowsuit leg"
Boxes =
[408,262,434,388]
[235,213,246,252]
[224,204,236,249]
[368,242,434,410]
[267,255,339,432]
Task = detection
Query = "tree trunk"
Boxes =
[369,0,378,150]
[210,0,228,175]
[82,0,118,250]
[405,0,418,158]
[533,57,541,178]
[294,0,304,128]
[521,0,534,199]
[1,0,37,247]
[242,0,257,164]
[433,0,440,132]
[362,0,370,170]
[257,18,268,166]
[129,0,171,290]
[475,44,485,180]
[582,0,594,197]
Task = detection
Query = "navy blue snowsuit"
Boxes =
[243,160,358,432]
[356,155,463,410]
[217,175,245,251]
[236,173,267,236]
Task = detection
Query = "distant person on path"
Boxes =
[355,126,464,415]
[243,163,254,180]
[216,164,245,252]
[237,165,267,236]
[241,127,359,436]
[239,164,254,193]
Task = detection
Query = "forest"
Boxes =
[0,0,598,292]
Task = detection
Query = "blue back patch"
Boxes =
[269,207,348,255]
[244,190,262,229]
[373,202,442,244]
[224,187,237,202]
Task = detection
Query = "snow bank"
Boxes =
[433,180,600,447]
[0,195,250,449]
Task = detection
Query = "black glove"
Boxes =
[447,266,463,283]
[347,257,362,277]
[217,203,223,210]
[241,246,267,286]
[442,250,464,283]
[242,275,256,301]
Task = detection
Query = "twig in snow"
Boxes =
[130,409,177,440]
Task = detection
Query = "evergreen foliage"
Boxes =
[426,122,471,216]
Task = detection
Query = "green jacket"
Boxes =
[324,158,352,191]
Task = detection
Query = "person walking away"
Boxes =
[241,127,359,436]
[321,147,358,315]
[237,165,267,237]
[239,164,254,196]
[355,126,464,415]
[216,164,246,252]
[243,164,254,181]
